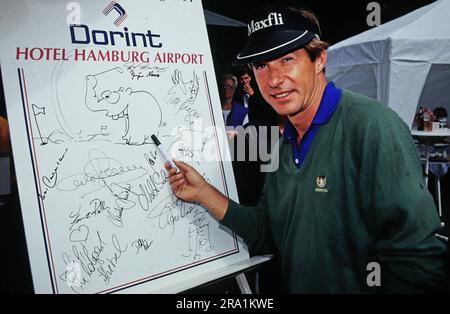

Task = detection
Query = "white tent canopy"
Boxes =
[326,0,450,127]
[204,9,246,27]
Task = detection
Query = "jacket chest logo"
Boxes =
[315,176,328,193]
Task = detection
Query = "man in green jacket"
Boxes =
[165,6,447,293]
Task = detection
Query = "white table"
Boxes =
[411,128,450,137]
[411,128,450,225]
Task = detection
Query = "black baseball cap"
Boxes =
[234,6,321,65]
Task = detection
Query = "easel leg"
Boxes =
[235,273,252,294]
[425,144,430,186]
[255,271,260,294]
[437,177,445,227]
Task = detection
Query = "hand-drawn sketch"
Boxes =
[166,70,200,125]
[31,104,47,145]
[85,68,163,145]
[49,50,119,144]
[15,63,240,294]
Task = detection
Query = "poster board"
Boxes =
[0,0,249,293]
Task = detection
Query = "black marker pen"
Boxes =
[151,134,178,171]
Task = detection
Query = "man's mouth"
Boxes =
[271,91,292,99]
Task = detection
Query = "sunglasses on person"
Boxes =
[222,84,235,90]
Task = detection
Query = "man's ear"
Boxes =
[316,50,327,74]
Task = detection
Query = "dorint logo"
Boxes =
[315,176,328,193]
[103,1,128,26]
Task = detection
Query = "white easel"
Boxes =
[153,255,273,294]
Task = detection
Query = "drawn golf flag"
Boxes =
[32,104,45,116]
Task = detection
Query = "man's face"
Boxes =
[239,74,252,86]
[252,48,324,117]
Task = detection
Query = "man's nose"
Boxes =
[267,68,283,88]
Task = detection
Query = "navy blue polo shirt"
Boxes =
[283,81,342,168]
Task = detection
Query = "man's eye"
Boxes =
[254,63,266,70]
[283,57,293,63]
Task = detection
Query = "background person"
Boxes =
[234,66,279,129]
[219,73,262,206]
[219,73,248,130]
[434,107,448,128]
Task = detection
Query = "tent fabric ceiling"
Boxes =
[327,0,450,127]
[204,9,246,27]
[418,64,450,111]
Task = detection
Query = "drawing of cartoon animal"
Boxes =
[85,74,163,145]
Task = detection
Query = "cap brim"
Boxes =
[233,30,316,65]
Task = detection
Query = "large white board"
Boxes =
[0,0,248,293]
